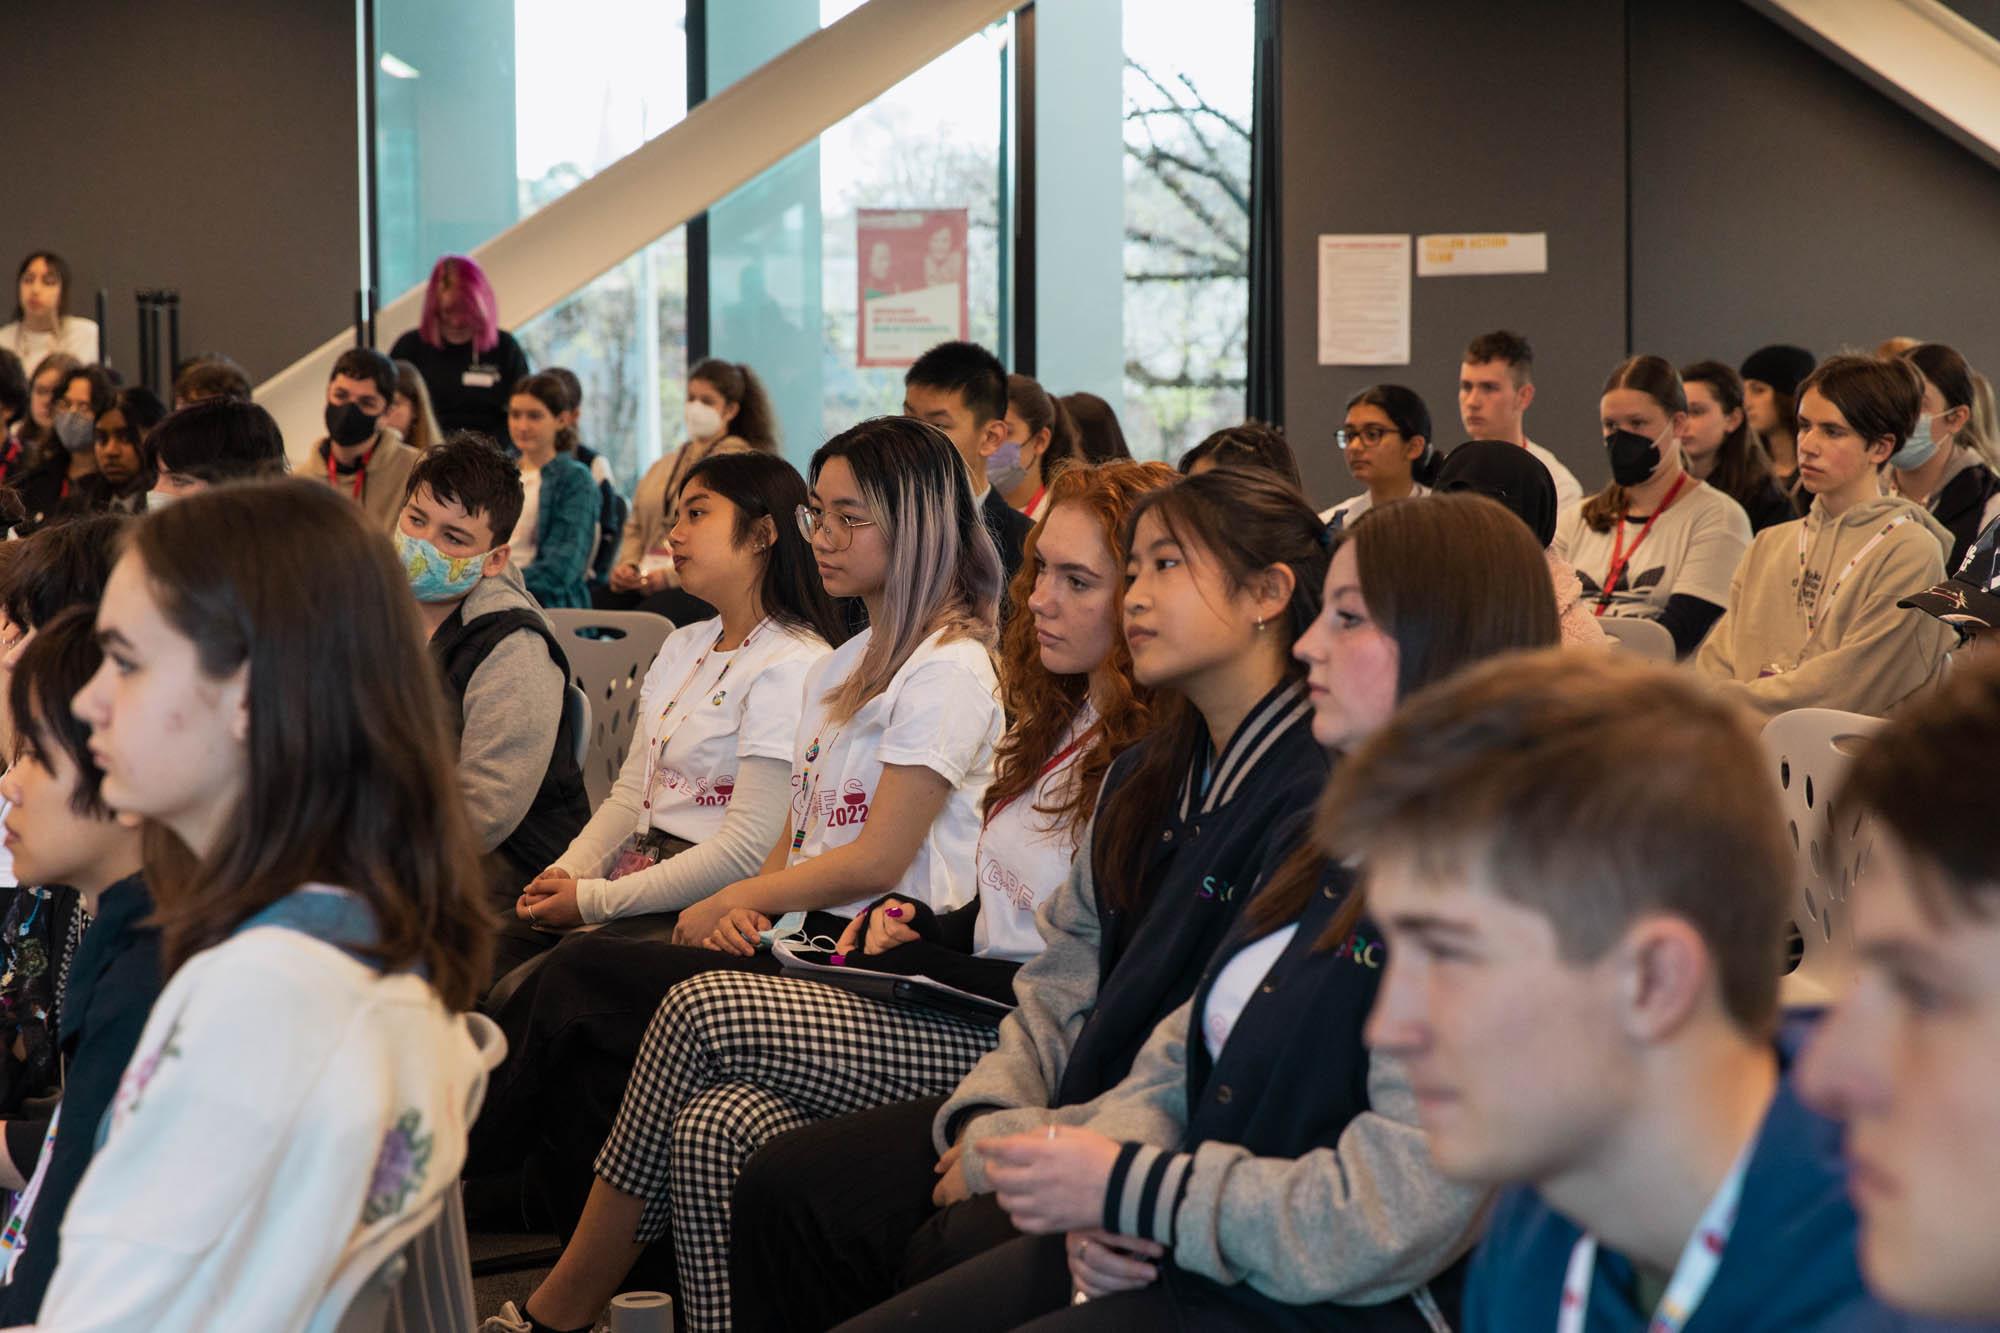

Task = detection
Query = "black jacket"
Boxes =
[388,329,531,445]
[980,486,1034,592]
[1932,458,2000,573]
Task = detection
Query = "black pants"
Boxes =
[593,582,713,626]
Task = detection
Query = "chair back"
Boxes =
[1597,615,1676,661]
[563,683,592,772]
[1761,708,1884,1006]
[545,609,675,808]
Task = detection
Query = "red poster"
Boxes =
[856,208,969,367]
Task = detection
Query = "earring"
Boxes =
[1254,617,1266,632]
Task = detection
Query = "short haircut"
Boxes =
[172,354,252,405]
[147,398,288,484]
[403,430,524,543]
[1,513,127,633]
[1464,330,1534,385]
[0,348,25,425]
[1325,650,1789,1036]
[8,606,111,818]
[329,347,397,403]
[1838,653,2000,923]
[906,340,1007,425]
[1799,354,1924,452]
[1177,420,1302,488]
[58,365,117,417]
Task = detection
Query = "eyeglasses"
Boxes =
[796,503,877,551]
[1337,425,1403,449]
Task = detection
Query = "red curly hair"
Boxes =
[986,459,1178,847]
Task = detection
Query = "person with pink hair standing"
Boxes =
[391,254,532,445]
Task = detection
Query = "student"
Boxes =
[12,353,81,468]
[606,359,777,617]
[1696,355,1954,715]
[1887,343,2000,572]
[311,346,420,533]
[904,340,1036,589]
[1740,342,1816,494]
[0,610,158,1324]
[0,350,26,485]
[1799,656,2000,1323]
[1457,330,1584,510]
[546,366,628,592]
[992,373,1070,521]
[169,353,253,410]
[1177,419,1302,489]
[1897,510,2000,650]
[731,466,1335,1333]
[145,397,288,502]
[838,494,1559,1333]
[511,451,844,944]
[1060,392,1131,463]
[1434,441,1607,647]
[85,385,165,513]
[1321,385,1436,528]
[0,253,99,368]
[386,357,443,453]
[390,253,532,441]
[505,372,599,611]
[1680,360,1798,533]
[41,478,493,1330]
[9,365,110,531]
[1354,649,1912,1333]
[1554,356,1751,657]
[392,435,590,979]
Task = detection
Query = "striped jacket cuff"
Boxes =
[1104,1142,1193,1245]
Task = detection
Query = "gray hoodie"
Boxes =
[448,566,567,854]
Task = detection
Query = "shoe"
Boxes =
[479,1301,532,1333]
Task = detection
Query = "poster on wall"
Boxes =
[1317,234,1411,366]
[857,208,969,367]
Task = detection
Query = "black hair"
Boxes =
[0,349,25,426]
[147,398,287,484]
[1346,384,1441,487]
[906,341,1008,425]
[57,365,117,418]
[403,431,525,543]
[172,354,253,406]
[104,386,167,486]
[329,347,398,403]
[2,513,127,632]
[13,251,73,323]
[8,606,112,818]
[680,451,849,647]
[1178,420,1303,488]
[1464,329,1534,383]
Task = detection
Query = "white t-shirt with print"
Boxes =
[787,626,1003,918]
[0,316,99,370]
[630,617,829,844]
[1554,479,1751,617]
[970,704,1096,963]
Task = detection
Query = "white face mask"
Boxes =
[685,399,724,442]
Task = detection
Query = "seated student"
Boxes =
[0,253,99,368]
[1887,343,2000,572]
[1354,649,1924,1333]
[1897,510,2000,653]
[168,353,252,410]
[392,435,590,979]
[39,479,493,1330]
[903,340,1036,590]
[506,371,599,610]
[1177,419,1302,489]
[386,357,443,452]
[1680,360,1799,533]
[1799,657,2000,1324]
[1435,441,1607,647]
[0,350,27,485]
[838,493,1558,1333]
[10,353,80,470]
[1741,342,1818,495]
[0,610,158,1324]
[1696,355,1955,715]
[729,467,1335,1333]
[1321,386,1437,529]
[545,366,627,592]
[510,451,844,944]
[1,513,125,669]
[145,396,288,502]
[311,346,419,532]
[992,373,1071,522]
[1554,355,1751,657]
[467,417,1005,1231]
[484,459,1174,1333]
[1061,391,1130,463]
[14,365,113,531]
[84,385,165,514]
[1457,329,1584,510]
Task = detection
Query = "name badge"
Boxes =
[461,367,499,388]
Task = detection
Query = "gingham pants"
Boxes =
[593,969,1001,1332]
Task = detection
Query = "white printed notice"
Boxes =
[1416,232,1548,277]
[1317,234,1411,366]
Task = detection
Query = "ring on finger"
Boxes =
[1074,1238,1088,1260]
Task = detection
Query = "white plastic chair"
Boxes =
[1597,615,1677,662]
[309,1014,508,1333]
[546,609,674,808]
[1761,708,1884,1007]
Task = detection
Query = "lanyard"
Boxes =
[0,1106,61,1279]
[326,441,376,500]
[1594,474,1690,615]
[972,718,1094,896]
[1796,512,1915,639]
[1023,483,1047,519]
[1556,1141,1751,1333]
[641,619,767,812]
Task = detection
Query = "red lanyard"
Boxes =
[1594,474,1690,615]
[983,725,1094,828]
[326,442,375,500]
[1022,484,1047,519]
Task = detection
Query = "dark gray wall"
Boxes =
[0,1,359,386]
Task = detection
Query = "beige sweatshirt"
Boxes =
[1695,493,1953,716]
[615,433,756,581]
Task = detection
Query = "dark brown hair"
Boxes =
[172,354,253,407]
[512,371,578,453]
[1177,420,1302,489]
[1060,392,1130,462]
[9,607,112,818]
[1798,354,1923,458]
[1464,330,1534,383]
[1581,355,1688,533]
[1681,360,1779,510]
[689,357,779,452]
[1005,373,1071,474]
[131,479,494,1009]
[1902,342,1996,469]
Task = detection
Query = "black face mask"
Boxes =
[1604,427,1661,488]
[324,400,381,448]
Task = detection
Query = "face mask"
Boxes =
[324,400,381,448]
[393,528,492,603]
[1889,412,1940,470]
[53,410,95,454]
[685,399,724,442]
[987,438,1031,498]
[1605,424,1671,488]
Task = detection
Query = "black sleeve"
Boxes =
[1658,594,1726,658]
[501,332,532,392]
[4,1115,48,1177]
[931,899,981,954]
[388,330,421,360]
[849,939,1022,1007]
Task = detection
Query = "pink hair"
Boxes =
[417,254,500,356]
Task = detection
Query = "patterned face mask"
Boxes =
[393,528,492,603]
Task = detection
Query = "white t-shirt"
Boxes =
[0,316,99,370]
[509,465,542,568]
[1554,479,1751,617]
[630,617,828,844]
[1525,439,1585,511]
[787,626,1003,918]
[970,703,1096,962]
[1203,923,1298,1058]
[1318,482,1430,529]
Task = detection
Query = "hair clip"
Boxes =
[1314,521,1336,550]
